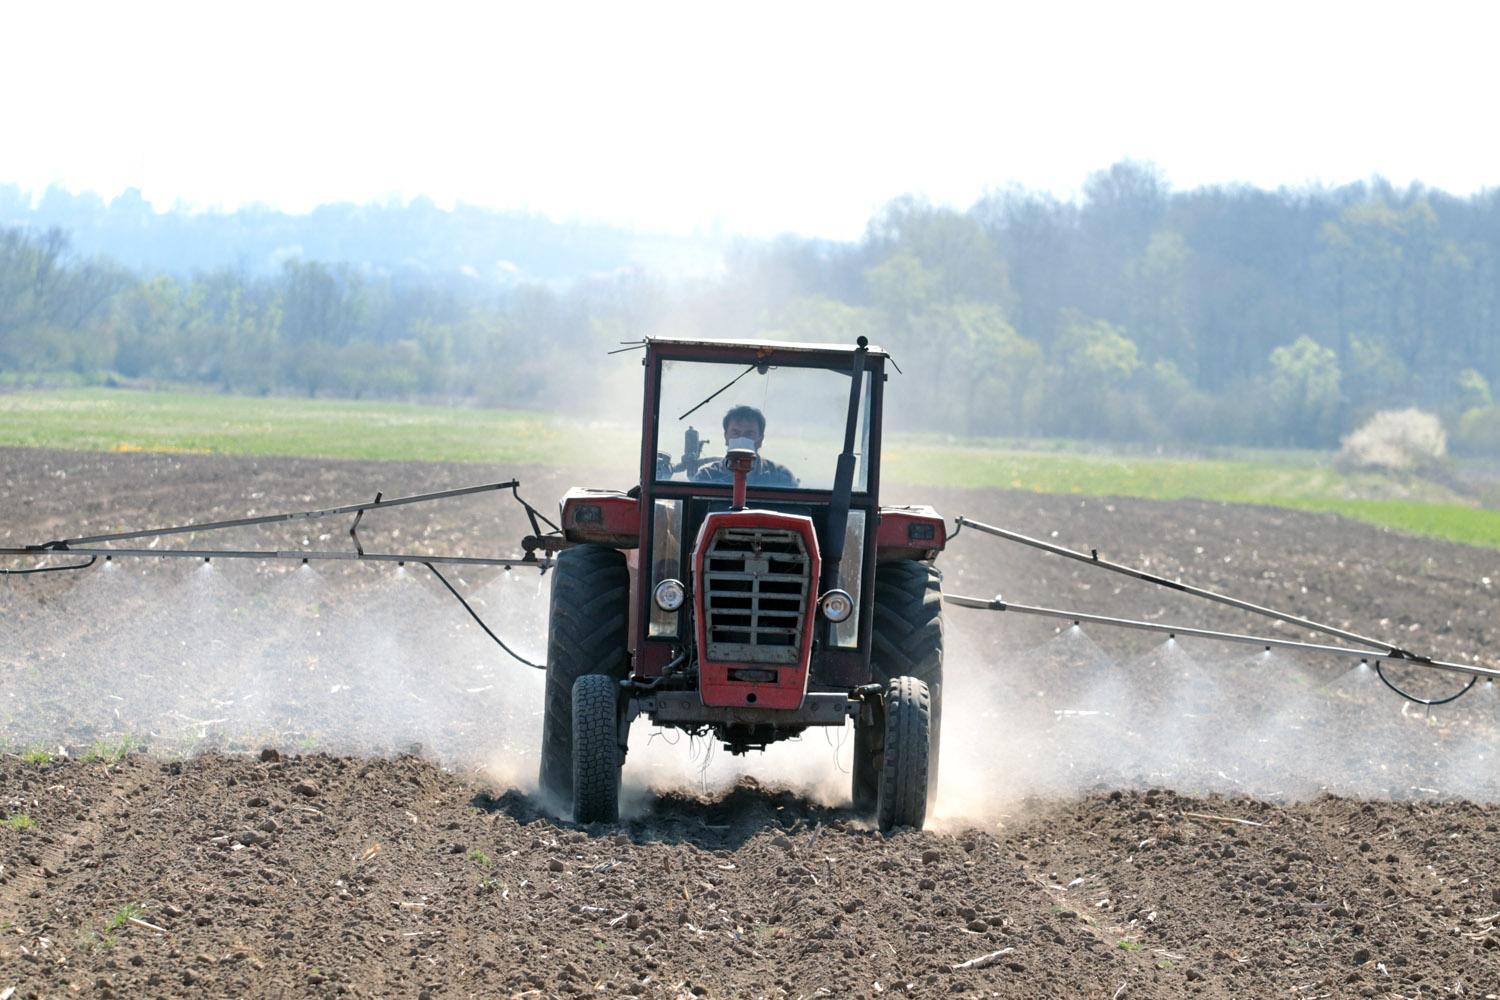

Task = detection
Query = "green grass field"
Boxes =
[4,388,1499,549]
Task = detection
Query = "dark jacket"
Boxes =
[692,456,799,488]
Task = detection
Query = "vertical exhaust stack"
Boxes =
[726,446,755,510]
[820,337,869,595]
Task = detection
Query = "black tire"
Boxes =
[571,673,623,823]
[870,560,943,811]
[877,676,931,832]
[538,545,630,808]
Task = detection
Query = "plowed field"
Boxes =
[4,447,1500,999]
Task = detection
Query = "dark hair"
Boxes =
[722,405,766,436]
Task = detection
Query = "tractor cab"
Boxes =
[545,337,946,830]
[639,338,884,696]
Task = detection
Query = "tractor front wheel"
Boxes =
[876,676,931,832]
[870,560,943,812]
[571,674,624,823]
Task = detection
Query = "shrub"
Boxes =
[1337,408,1447,473]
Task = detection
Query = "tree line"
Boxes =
[2,163,1499,455]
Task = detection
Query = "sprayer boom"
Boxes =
[945,594,1498,682]
[946,515,1496,700]
[0,479,557,569]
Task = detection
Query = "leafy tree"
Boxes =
[1268,336,1342,446]
[1037,311,1142,438]
[1055,310,1141,386]
[866,198,1013,307]
[1125,229,1195,373]
[864,250,940,319]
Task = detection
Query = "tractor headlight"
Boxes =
[653,578,686,613]
[819,589,854,623]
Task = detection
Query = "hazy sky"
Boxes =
[5,1,1496,239]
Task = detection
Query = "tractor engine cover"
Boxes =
[692,510,822,710]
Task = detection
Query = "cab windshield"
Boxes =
[655,359,872,492]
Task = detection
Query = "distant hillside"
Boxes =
[0,184,729,284]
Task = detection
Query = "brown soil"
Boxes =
[4,447,1500,999]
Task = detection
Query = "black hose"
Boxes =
[1,556,97,575]
[423,562,545,671]
[1373,659,1478,706]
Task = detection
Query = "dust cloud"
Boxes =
[1,561,547,767]
[4,561,1497,820]
[935,618,1500,823]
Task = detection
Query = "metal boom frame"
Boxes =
[0,480,552,569]
[945,515,1497,684]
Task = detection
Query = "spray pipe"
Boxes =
[946,515,1497,700]
[0,478,554,570]
[945,594,1497,683]
[0,478,558,671]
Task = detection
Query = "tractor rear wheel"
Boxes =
[538,544,630,811]
[571,673,624,823]
[865,560,943,812]
[877,676,931,831]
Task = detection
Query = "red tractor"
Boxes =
[538,337,946,830]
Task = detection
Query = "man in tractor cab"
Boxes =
[692,404,799,488]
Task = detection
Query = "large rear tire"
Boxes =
[868,560,943,811]
[877,676,931,831]
[571,674,623,823]
[538,545,630,809]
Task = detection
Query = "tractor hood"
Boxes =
[691,509,822,710]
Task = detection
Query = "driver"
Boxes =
[692,405,799,488]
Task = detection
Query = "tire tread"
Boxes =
[571,674,623,823]
[877,676,931,831]
[538,545,630,805]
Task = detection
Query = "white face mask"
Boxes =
[726,436,757,453]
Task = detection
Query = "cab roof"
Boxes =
[643,335,889,360]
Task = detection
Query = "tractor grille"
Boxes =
[703,526,811,664]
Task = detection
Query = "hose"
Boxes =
[423,562,545,671]
[1,556,98,575]
[1372,659,1477,706]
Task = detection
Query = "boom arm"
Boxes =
[945,515,1497,694]
[1,480,554,569]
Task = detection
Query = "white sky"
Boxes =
[4,0,1497,240]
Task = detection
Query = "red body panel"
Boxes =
[692,510,822,710]
[875,505,946,562]
[561,489,640,548]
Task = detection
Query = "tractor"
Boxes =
[538,336,947,829]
